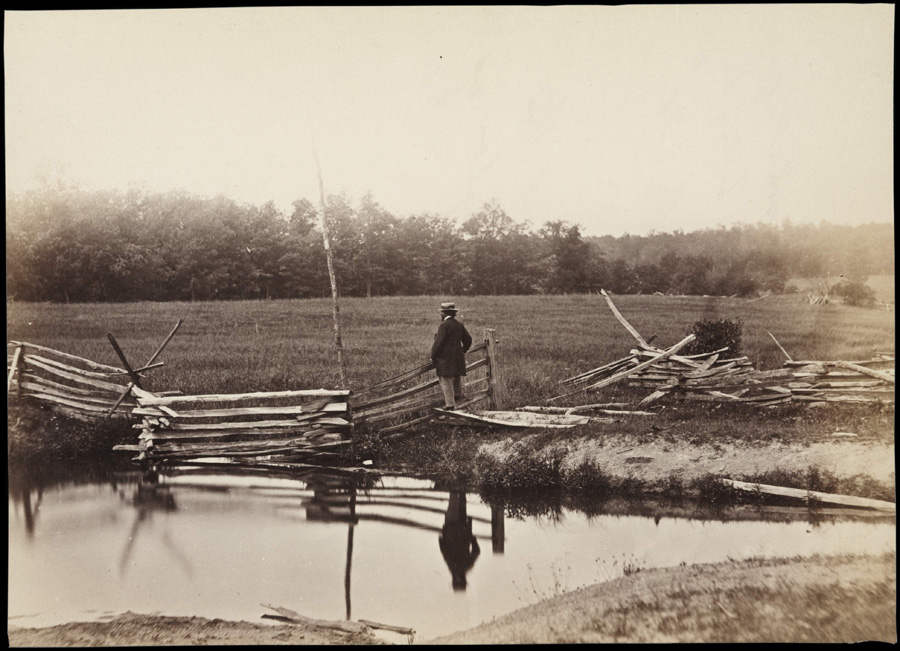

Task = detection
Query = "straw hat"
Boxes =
[439,302,459,314]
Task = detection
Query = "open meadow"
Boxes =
[6,291,895,403]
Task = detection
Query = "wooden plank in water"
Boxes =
[721,478,895,512]
[151,435,348,455]
[146,427,346,442]
[113,444,143,452]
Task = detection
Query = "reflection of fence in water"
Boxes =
[143,469,507,613]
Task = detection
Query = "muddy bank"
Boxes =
[477,431,896,487]
[7,612,385,647]
[427,552,897,644]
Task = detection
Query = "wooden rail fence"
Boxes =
[120,386,353,463]
[7,340,148,421]
[9,327,505,463]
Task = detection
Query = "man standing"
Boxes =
[430,302,472,410]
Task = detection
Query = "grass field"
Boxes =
[6,292,895,403]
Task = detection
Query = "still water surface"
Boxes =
[9,465,896,641]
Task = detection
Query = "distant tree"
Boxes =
[396,213,468,295]
[356,192,400,297]
[463,200,538,295]
[540,220,593,293]
[5,184,893,303]
[605,259,634,294]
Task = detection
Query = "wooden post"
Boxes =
[484,329,504,410]
[8,345,23,396]
[314,149,347,389]
[491,503,505,554]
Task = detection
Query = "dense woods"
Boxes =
[5,184,893,303]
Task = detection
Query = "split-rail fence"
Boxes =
[8,327,504,464]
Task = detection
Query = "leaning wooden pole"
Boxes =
[314,149,347,389]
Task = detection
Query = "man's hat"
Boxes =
[439,302,459,313]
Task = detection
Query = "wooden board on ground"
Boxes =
[432,408,591,429]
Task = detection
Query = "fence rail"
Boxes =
[7,341,141,421]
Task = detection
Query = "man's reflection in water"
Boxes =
[439,490,480,591]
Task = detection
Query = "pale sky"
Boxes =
[4,5,894,237]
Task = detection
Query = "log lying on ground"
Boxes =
[721,478,895,512]
[433,408,592,429]
[261,604,414,639]
[517,404,655,416]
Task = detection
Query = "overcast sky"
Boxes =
[4,6,894,237]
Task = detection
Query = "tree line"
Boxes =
[5,184,893,303]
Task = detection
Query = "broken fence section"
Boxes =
[558,290,894,408]
[7,340,150,421]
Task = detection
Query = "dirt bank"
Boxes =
[427,553,897,644]
[7,612,385,647]
[478,432,896,486]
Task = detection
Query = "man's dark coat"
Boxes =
[431,317,473,377]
